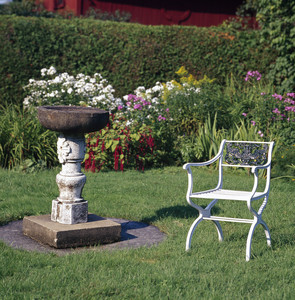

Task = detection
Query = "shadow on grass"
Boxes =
[142,204,221,223]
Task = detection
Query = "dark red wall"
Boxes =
[44,0,244,26]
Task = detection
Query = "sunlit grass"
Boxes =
[0,167,294,299]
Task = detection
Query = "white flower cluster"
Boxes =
[23,67,123,111]
[118,82,169,126]
[165,81,201,96]
[133,82,164,105]
[123,82,165,114]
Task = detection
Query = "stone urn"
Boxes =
[37,106,109,224]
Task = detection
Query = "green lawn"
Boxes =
[0,167,294,299]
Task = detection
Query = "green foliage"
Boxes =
[272,144,295,180]
[163,67,231,135]
[0,105,58,169]
[85,113,177,172]
[85,119,156,172]
[0,0,57,18]
[0,15,276,106]
[234,0,295,91]
[177,114,226,163]
[83,8,131,22]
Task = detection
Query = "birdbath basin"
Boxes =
[37,106,109,225]
[37,106,109,135]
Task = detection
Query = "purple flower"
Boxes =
[245,70,262,81]
[284,98,295,105]
[272,93,283,101]
[142,100,151,106]
[242,112,247,117]
[134,104,142,110]
[251,120,256,126]
[166,108,170,112]
[287,93,295,98]
[126,102,131,106]
[272,108,280,114]
[135,96,144,102]
[285,106,295,112]
[261,92,266,96]
[158,115,166,121]
[118,105,123,110]
[128,94,136,101]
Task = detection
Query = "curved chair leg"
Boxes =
[260,219,271,247]
[212,220,224,242]
[246,222,258,261]
[186,216,203,251]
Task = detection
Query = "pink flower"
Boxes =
[134,104,142,110]
[158,115,166,121]
[126,102,131,106]
[118,105,123,110]
[142,100,150,106]
[272,108,280,114]
[285,106,295,112]
[242,113,247,117]
[261,92,266,96]
[287,93,295,98]
[284,98,295,105]
[128,94,136,101]
[272,93,283,101]
[245,70,262,81]
[251,120,256,126]
[166,108,170,112]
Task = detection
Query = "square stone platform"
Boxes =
[23,214,121,248]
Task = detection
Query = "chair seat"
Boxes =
[190,189,266,201]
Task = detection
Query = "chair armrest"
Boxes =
[183,139,226,170]
[183,153,221,170]
[251,162,271,174]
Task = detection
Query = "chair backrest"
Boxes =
[217,140,274,192]
[221,140,273,168]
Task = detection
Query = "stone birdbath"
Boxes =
[23,106,121,248]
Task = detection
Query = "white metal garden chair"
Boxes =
[183,139,275,261]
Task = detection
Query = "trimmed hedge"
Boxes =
[0,15,277,105]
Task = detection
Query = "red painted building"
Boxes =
[43,0,244,27]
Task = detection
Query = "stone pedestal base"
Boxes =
[51,199,88,224]
[23,214,121,248]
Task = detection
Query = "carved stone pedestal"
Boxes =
[53,134,88,224]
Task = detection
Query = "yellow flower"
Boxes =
[175,66,188,77]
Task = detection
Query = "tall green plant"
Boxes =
[0,105,58,169]
[177,114,226,163]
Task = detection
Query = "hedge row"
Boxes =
[0,15,277,105]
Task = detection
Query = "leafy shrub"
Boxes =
[0,0,57,18]
[158,67,231,135]
[83,8,131,22]
[256,0,295,92]
[85,116,156,172]
[230,72,295,146]
[0,15,276,106]
[235,0,295,92]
